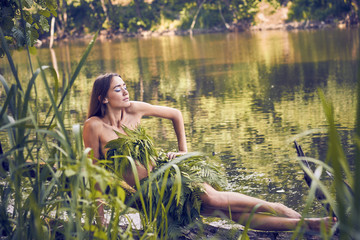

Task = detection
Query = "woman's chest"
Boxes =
[99,119,142,155]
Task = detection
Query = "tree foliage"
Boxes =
[0,0,358,54]
[57,0,358,35]
[56,0,260,34]
[0,0,57,57]
[287,0,356,21]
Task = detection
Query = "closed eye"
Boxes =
[114,85,127,92]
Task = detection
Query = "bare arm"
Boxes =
[130,101,188,158]
[83,118,106,225]
[83,118,101,162]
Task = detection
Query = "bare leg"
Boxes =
[201,208,332,231]
[199,184,334,231]
[200,183,301,219]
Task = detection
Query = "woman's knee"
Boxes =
[200,193,222,207]
[200,186,225,207]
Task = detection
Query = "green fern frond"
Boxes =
[103,125,227,238]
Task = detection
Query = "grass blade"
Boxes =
[353,54,360,235]
[38,61,73,158]
[22,66,53,119]
[0,75,16,118]
[318,90,352,186]
[0,28,22,92]
[44,31,99,125]
[0,85,16,121]
[0,116,32,131]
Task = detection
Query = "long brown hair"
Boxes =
[87,73,120,118]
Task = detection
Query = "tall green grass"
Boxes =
[0,25,140,239]
[0,26,106,238]
[290,86,359,239]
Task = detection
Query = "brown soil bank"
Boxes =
[250,1,358,31]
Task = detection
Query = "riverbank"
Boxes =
[40,1,358,46]
[38,19,357,48]
[47,18,358,43]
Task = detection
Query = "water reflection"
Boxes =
[0,28,358,214]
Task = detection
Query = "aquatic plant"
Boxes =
[290,85,359,240]
[0,25,120,238]
[104,125,227,239]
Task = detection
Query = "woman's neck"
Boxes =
[103,108,126,129]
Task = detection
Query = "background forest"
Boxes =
[0,0,359,56]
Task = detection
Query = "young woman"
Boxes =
[83,73,332,231]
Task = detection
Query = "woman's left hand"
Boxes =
[167,151,187,160]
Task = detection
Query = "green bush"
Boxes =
[288,0,352,21]
[0,0,56,57]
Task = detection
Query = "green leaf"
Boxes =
[38,60,73,157]
[23,11,33,24]
[22,66,52,120]
[4,36,13,42]
[45,32,98,125]
[64,169,76,177]
[105,138,126,150]
[50,9,57,17]
[117,186,126,202]
[29,27,39,45]
[0,116,32,131]
[38,10,51,18]
[0,85,16,121]
[23,0,34,9]
[45,0,58,10]
[39,15,50,32]
[12,27,25,46]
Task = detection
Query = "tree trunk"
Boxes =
[190,0,206,35]
[108,0,113,9]
[100,0,110,24]
[133,0,143,19]
[55,0,68,38]
[224,0,239,21]
[218,1,230,29]
[49,17,55,48]
[62,0,68,25]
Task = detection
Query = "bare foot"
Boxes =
[271,203,301,218]
[304,217,336,232]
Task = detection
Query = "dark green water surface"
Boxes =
[0,28,358,215]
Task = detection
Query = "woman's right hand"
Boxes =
[167,151,187,160]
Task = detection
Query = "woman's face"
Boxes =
[105,76,131,108]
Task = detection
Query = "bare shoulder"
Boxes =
[83,116,103,132]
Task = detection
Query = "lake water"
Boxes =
[0,27,358,215]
